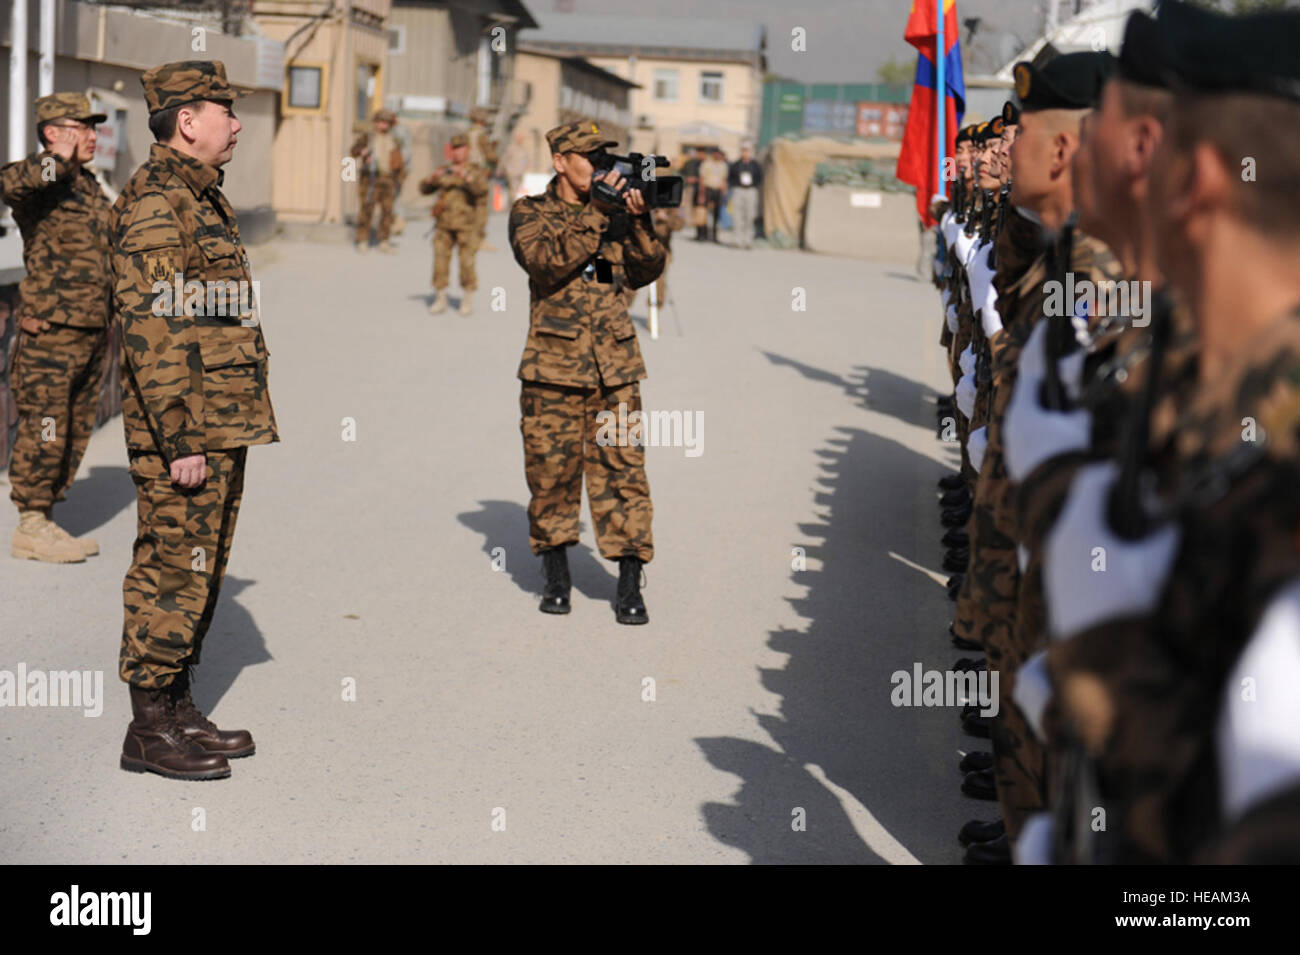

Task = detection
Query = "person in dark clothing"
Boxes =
[727,144,763,249]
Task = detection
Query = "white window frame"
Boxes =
[699,70,724,104]
[653,68,679,103]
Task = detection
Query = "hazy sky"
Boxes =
[543,0,1051,82]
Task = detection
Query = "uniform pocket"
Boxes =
[535,308,581,340]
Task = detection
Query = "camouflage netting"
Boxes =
[811,158,908,192]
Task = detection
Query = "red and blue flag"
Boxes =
[896,0,966,227]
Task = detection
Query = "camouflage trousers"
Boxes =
[520,380,653,562]
[7,323,106,511]
[474,194,489,242]
[433,226,480,291]
[120,448,246,689]
[356,174,398,244]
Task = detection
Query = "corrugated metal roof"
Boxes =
[523,12,764,57]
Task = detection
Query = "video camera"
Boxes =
[588,151,684,209]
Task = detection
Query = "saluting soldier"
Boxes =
[1,93,111,564]
[508,121,665,624]
[110,61,278,781]
[421,133,488,316]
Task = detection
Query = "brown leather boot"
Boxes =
[169,667,255,758]
[120,685,231,780]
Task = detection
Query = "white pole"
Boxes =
[10,0,29,162]
[39,0,55,98]
[649,281,659,341]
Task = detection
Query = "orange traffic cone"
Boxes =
[493,182,505,212]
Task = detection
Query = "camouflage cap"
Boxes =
[546,120,618,155]
[35,92,108,126]
[449,133,469,148]
[469,107,490,123]
[373,108,397,124]
[140,60,249,115]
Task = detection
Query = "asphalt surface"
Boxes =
[0,211,995,863]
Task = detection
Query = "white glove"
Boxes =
[969,425,988,472]
[1044,460,1181,642]
[946,304,959,334]
[1217,579,1300,822]
[980,283,1003,338]
[941,287,952,311]
[967,242,994,306]
[955,372,977,419]
[959,344,976,377]
[943,214,961,248]
[1014,813,1055,865]
[1004,323,1094,483]
[1013,649,1053,742]
[1059,348,1088,403]
[954,228,976,267]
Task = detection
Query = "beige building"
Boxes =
[512,44,636,177]
[518,12,765,162]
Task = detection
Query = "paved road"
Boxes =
[0,212,995,863]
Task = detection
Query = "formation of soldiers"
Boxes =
[930,1,1300,863]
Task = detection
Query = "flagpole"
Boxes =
[936,0,946,203]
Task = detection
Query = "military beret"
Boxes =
[546,120,618,155]
[1157,1,1300,104]
[988,117,1005,138]
[140,60,248,116]
[1117,11,1169,89]
[955,125,974,145]
[35,92,107,126]
[449,133,469,148]
[1014,51,1117,112]
[1001,100,1020,126]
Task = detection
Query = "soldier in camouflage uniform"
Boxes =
[421,133,488,316]
[1,93,111,563]
[109,61,278,781]
[350,109,404,253]
[508,121,665,624]
[468,107,499,252]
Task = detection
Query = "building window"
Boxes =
[388,25,406,56]
[699,70,724,104]
[284,64,326,113]
[653,68,679,102]
[355,61,380,124]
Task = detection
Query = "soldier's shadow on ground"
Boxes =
[56,466,135,537]
[405,292,469,312]
[697,407,979,863]
[761,351,947,435]
[456,499,616,602]
[189,576,272,714]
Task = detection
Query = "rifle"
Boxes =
[1039,223,1076,412]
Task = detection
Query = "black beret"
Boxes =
[971,121,992,145]
[1001,100,1020,125]
[1118,11,1169,89]
[1158,0,1300,104]
[955,125,974,145]
[1014,51,1118,111]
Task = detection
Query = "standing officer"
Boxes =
[111,61,278,781]
[467,107,499,251]
[727,143,762,249]
[2,93,111,563]
[421,133,488,316]
[350,108,404,253]
[508,121,665,624]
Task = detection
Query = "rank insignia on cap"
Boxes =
[1015,63,1032,100]
[990,117,1005,137]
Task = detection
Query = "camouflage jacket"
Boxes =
[350,130,404,179]
[419,164,488,230]
[0,151,111,328]
[468,126,499,173]
[110,142,278,461]
[509,176,665,389]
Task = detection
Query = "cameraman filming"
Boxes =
[508,121,666,625]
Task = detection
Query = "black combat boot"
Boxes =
[121,685,231,781]
[947,574,964,600]
[959,751,994,774]
[615,556,648,625]
[963,833,1012,864]
[942,527,969,549]
[539,547,572,615]
[938,473,965,491]
[940,487,970,509]
[169,666,255,757]
[959,817,1005,846]
[961,768,998,800]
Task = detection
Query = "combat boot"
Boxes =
[938,473,965,491]
[169,666,255,757]
[963,833,1012,865]
[961,768,997,800]
[959,751,993,773]
[120,685,231,780]
[11,510,85,563]
[959,817,1005,846]
[429,290,448,314]
[615,556,648,625]
[459,290,474,316]
[377,240,396,254]
[43,511,98,557]
[356,242,370,255]
[539,547,572,615]
[942,527,969,549]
